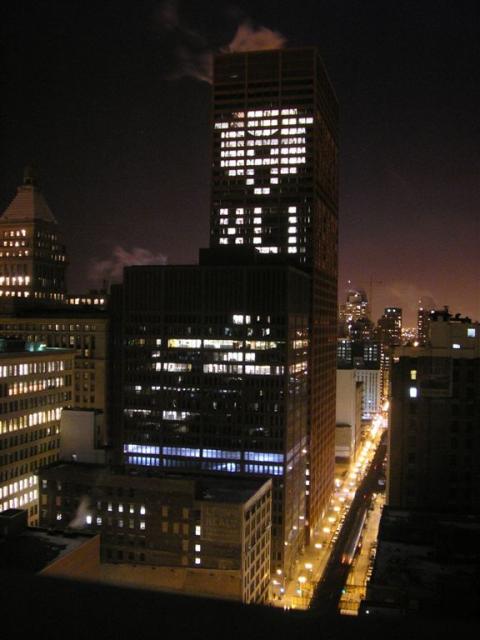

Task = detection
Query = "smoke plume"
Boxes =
[89,245,168,285]
[153,1,287,84]
[68,496,90,529]
[225,22,286,53]
[384,281,438,321]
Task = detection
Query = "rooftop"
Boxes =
[0,526,96,574]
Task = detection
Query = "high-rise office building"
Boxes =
[338,287,371,338]
[388,310,480,513]
[417,297,436,346]
[0,168,67,304]
[376,307,402,346]
[120,257,310,573]
[210,48,338,536]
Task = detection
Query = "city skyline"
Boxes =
[2,0,479,324]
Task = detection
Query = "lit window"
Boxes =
[85,515,92,525]
[140,521,146,530]
[288,236,297,244]
[227,228,236,235]
[195,525,201,536]
[452,343,461,349]
[409,387,418,398]
[195,544,201,552]
[410,370,417,380]
[253,237,261,244]
[288,206,297,213]
[467,328,476,337]
[195,557,201,565]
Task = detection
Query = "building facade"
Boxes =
[0,168,67,304]
[119,258,309,574]
[210,47,338,538]
[388,312,480,513]
[0,312,108,444]
[0,341,73,524]
[335,370,362,460]
[39,463,272,604]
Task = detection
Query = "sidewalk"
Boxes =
[270,416,386,610]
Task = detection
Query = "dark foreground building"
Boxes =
[39,462,271,604]
[388,311,480,513]
[119,252,309,575]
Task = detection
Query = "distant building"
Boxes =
[337,338,382,419]
[335,370,362,461]
[339,287,370,326]
[0,167,67,305]
[416,296,436,346]
[388,311,480,513]
[0,340,73,524]
[39,463,272,604]
[376,307,402,346]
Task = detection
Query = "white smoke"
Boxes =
[68,496,90,529]
[153,1,287,84]
[384,281,438,321]
[224,22,286,53]
[89,245,168,285]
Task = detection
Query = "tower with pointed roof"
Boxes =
[0,167,67,304]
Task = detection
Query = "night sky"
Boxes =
[1,0,479,325]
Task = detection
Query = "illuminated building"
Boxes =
[0,167,67,305]
[0,312,108,444]
[376,307,402,346]
[39,463,271,604]
[388,310,480,513]
[0,339,73,524]
[65,289,108,309]
[337,338,383,419]
[210,48,338,539]
[335,370,362,461]
[417,297,436,346]
[338,287,371,338]
[117,255,310,575]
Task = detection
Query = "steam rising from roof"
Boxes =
[89,245,168,285]
[153,1,286,84]
[225,22,286,53]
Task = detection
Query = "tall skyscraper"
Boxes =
[0,167,67,304]
[376,307,402,346]
[210,48,338,536]
[115,47,338,574]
